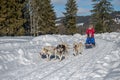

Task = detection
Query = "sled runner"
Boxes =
[85,43,95,49]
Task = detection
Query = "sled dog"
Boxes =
[55,43,69,61]
[40,46,56,61]
[73,42,83,56]
[40,43,69,61]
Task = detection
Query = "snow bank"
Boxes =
[0,38,40,76]
[32,35,59,42]
[32,34,84,47]
[95,32,120,43]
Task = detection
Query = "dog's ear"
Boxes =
[45,48,48,52]
[79,42,83,46]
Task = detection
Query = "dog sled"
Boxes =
[85,36,95,49]
[85,43,95,49]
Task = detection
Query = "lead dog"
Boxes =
[73,42,83,56]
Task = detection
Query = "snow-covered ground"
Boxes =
[0,32,120,80]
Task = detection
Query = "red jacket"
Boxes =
[86,28,95,37]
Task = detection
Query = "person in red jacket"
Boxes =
[85,24,95,47]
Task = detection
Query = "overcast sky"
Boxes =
[51,0,120,17]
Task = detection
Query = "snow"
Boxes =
[0,32,120,80]
[76,23,84,27]
[113,18,120,24]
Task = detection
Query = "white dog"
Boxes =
[40,46,56,61]
[73,42,83,56]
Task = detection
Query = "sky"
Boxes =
[51,0,120,17]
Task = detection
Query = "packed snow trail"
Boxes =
[0,38,115,80]
[20,39,115,80]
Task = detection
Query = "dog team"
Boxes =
[39,42,83,61]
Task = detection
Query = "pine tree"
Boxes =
[0,0,26,36]
[91,0,114,33]
[39,0,57,34]
[63,0,78,35]
[29,0,56,36]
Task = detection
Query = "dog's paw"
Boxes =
[46,59,50,62]
[59,60,62,62]
[79,52,82,54]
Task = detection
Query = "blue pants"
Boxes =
[85,37,95,45]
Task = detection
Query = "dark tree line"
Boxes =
[0,0,57,36]
[0,0,115,36]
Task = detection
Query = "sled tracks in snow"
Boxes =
[1,39,116,80]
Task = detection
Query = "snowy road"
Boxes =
[20,39,115,80]
[0,33,120,80]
